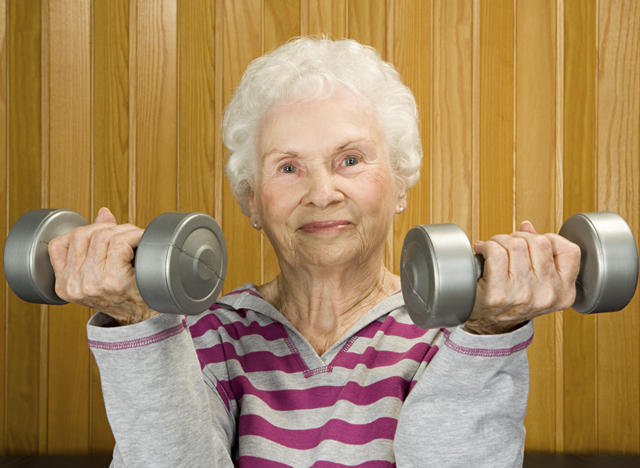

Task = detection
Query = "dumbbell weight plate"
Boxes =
[559,212,639,314]
[135,212,227,315]
[401,224,478,329]
[3,209,88,305]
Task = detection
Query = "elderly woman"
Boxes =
[50,38,580,468]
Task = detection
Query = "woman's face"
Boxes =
[249,90,407,271]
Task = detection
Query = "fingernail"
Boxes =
[521,220,532,228]
[98,207,109,214]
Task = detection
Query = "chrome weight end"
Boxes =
[135,212,227,315]
[559,212,639,314]
[4,209,88,305]
[401,224,478,329]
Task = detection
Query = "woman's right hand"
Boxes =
[48,207,160,325]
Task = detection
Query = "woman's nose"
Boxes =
[303,171,344,208]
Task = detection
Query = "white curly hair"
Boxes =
[223,36,422,216]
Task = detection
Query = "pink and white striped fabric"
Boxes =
[188,285,444,467]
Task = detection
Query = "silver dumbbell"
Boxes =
[401,212,639,329]
[3,209,227,315]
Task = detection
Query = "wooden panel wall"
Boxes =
[0,0,639,456]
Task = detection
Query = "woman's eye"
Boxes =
[343,156,359,166]
[281,164,297,173]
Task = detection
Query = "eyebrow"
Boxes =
[262,138,374,160]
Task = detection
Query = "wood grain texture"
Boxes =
[0,0,6,455]
[348,0,386,58]
[94,0,130,224]
[431,0,473,232]
[91,0,129,453]
[6,0,43,454]
[46,0,92,454]
[179,0,215,216]
[563,0,597,454]
[596,0,640,455]
[479,0,514,240]
[1,0,640,456]
[515,0,558,452]
[221,0,262,292]
[131,0,178,227]
[265,0,300,52]
[262,0,300,285]
[305,0,347,38]
[391,0,430,276]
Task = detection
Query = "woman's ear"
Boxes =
[248,189,261,230]
[395,185,407,214]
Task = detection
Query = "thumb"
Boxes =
[95,207,117,224]
[519,220,537,234]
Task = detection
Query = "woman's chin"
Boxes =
[292,241,369,269]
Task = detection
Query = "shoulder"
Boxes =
[188,283,267,338]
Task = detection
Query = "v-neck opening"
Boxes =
[217,283,405,377]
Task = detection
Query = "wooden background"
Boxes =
[0,0,638,457]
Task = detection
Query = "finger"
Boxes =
[510,231,556,283]
[83,224,144,273]
[62,222,129,276]
[519,220,538,234]
[103,229,146,289]
[544,233,581,283]
[94,207,117,224]
[48,235,70,277]
[474,239,510,286]
[488,234,533,283]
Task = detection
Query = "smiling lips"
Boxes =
[299,220,352,234]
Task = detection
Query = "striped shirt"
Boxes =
[188,284,444,467]
[88,283,532,468]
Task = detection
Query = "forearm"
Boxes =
[394,321,533,468]
[88,313,234,468]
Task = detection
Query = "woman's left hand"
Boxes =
[465,221,582,335]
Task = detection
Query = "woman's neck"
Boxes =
[257,261,400,356]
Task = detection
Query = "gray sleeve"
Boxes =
[394,321,533,468]
[87,312,235,468]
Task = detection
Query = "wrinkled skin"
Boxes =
[48,208,159,325]
[468,221,581,334]
[48,90,581,341]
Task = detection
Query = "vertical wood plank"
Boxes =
[305,0,346,38]
[6,0,42,454]
[264,0,299,52]
[221,0,262,292]
[262,0,300,285]
[46,0,92,454]
[131,0,178,227]
[514,0,558,453]
[179,0,215,216]
[596,0,640,455]
[0,0,7,455]
[94,0,129,224]
[479,0,513,241]
[563,0,598,454]
[431,0,473,233]
[348,0,386,58]
[214,0,224,224]
[391,0,430,276]
[92,0,129,453]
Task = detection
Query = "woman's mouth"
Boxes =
[299,220,352,234]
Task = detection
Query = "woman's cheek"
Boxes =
[260,180,301,216]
